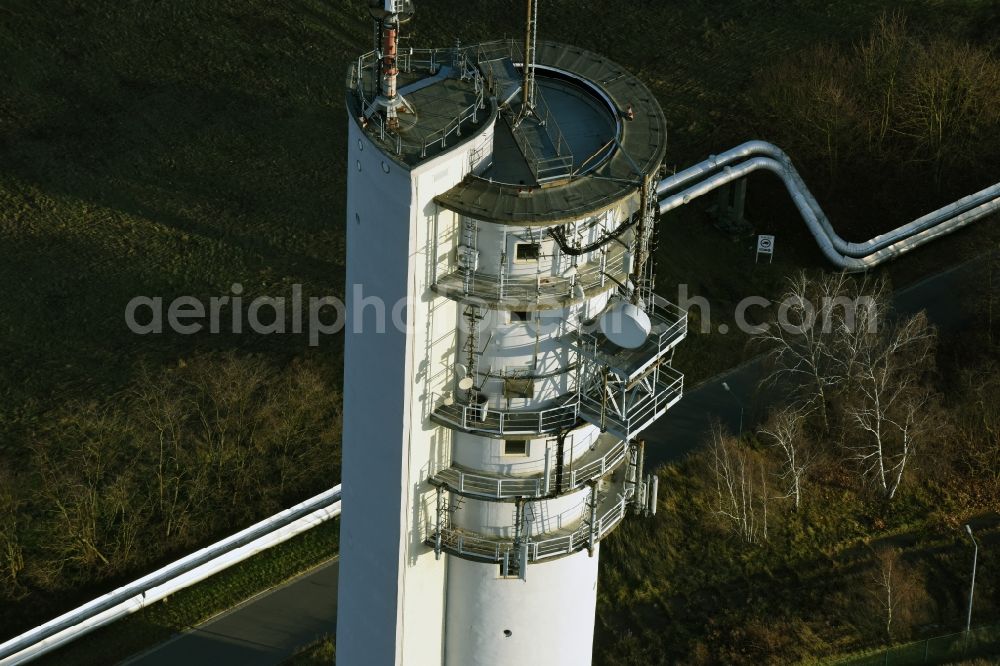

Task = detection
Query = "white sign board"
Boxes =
[756,235,775,264]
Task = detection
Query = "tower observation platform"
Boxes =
[338,10,685,665]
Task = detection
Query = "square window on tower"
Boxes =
[514,242,541,262]
[503,439,529,456]
[509,310,531,323]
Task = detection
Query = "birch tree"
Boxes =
[869,545,927,641]
[872,546,903,640]
[844,312,937,501]
[759,404,814,511]
[757,271,885,432]
[709,425,769,544]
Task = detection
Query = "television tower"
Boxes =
[337,2,686,663]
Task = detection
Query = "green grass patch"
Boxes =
[283,635,336,665]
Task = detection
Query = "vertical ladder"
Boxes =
[553,431,567,494]
[461,218,478,295]
[498,226,508,300]
[632,174,658,304]
[462,304,485,397]
[586,481,599,556]
[505,498,527,580]
[434,486,445,559]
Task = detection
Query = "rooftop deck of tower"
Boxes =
[346,47,499,165]
[346,39,668,225]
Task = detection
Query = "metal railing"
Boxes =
[835,622,1000,665]
[351,47,486,160]
[439,469,543,498]
[579,365,685,441]
[0,486,342,666]
[575,295,688,379]
[432,482,635,565]
[470,38,573,182]
[430,392,579,436]
[434,241,629,308]
[507,85,574,183]
[431,436,628,499]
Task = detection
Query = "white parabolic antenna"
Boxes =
[599,301,651,349]
[458,376,475,391]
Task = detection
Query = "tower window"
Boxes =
[510,310,531,323]
[503,440,529,456]
[515,243,540,262]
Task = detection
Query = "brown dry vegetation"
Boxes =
[595,261,1000,664]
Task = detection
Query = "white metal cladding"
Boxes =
[431,433,628,499]
[433,211,635,309]
[444,548,600,666]
[446,425,602,475]
[429,391,580,436]
[451,486,592,539]
[430,474,635,564]
[339,102,496,666]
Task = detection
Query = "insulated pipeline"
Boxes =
[656,142,1000,271]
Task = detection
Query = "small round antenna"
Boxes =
[599,300,651,349]
[458,376,475,391]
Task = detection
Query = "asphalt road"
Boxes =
[121,256,987,665]
[122,559,338,666]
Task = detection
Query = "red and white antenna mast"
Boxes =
[367,0,415,130]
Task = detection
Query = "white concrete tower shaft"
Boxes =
[338,36,683,666]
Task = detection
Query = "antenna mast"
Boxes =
[367,0,416,130]
[521,0,539,113]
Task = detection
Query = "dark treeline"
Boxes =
[0,353,341,635]
[754,12,1000,203]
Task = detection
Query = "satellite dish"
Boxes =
[599,300,651,349]
[573,284,586,301]
[458,376,475,391]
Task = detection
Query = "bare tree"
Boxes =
[872,546,903,640]
[259,366,343,502]
[956,363,1000,491]
[709,425,769,544]
[855,11,909,157]
[131,368,203,541]
[757,271,886,432]
[753,44,863,182]
[869,545,928,642]
[184,354,271,520]
[897,38,1000,187]
[844,312,938,501]
[31,401,155,576]
[759,404,814,511]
